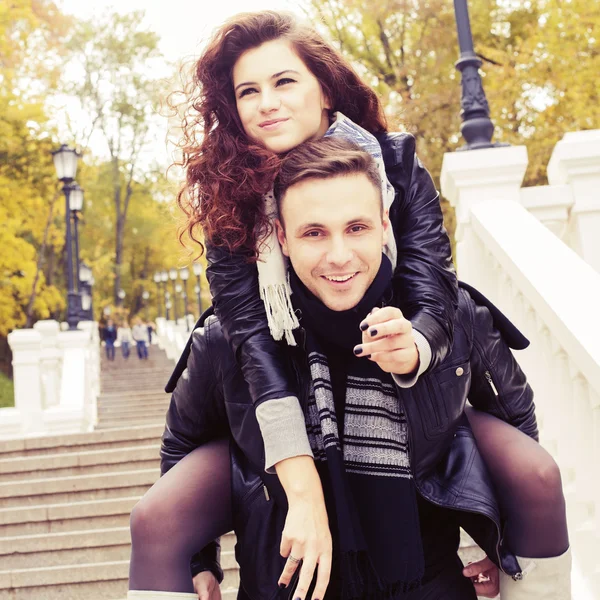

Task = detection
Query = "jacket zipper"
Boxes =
[402,397,510,576]
[485,370,499,396]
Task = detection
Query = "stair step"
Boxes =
[0,468,159,508]
[0,425,163,459]
[0,445,160,481]
[0,496,139,536]
[0,557,239,600]
[96,417,166,429]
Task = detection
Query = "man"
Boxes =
[147,138,540,600]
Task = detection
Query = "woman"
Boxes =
[129,10,569,600]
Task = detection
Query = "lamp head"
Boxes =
[52,144,81,182]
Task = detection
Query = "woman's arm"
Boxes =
[205,242,313,472]
[380,132,458,377]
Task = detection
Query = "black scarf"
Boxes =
[290,256,424,599]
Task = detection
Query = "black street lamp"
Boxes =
[69,183,84,291]
[165,291,172,321]
[452,0,506,150]
[153,272,162,317]
[79,262,93,321]
[142,290,150,321]
[169,268,179,321]
[52,143,82,330]
[193,262,203,317]
[118,288,126,307]
[179,267,190,331]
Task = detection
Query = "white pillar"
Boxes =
[33,320,62,409]
[440,145,529,282]
[520,184,573,240]
[7,329,44,435]
[547,130,600,273]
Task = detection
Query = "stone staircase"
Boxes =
[0,346,239,600]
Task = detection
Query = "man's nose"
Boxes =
[258,88,281,113]
[326,238,353,266]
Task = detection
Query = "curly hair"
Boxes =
[175,10,387,258]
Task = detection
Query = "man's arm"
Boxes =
[467,292,538,440]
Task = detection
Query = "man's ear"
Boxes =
[382,209,391,248]
[275,219,289,257]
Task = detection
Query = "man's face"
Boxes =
[277,173,389,312]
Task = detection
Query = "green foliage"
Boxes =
[0,372,15,409]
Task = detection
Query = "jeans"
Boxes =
[136,341,148,359]
[121,341,130,359]
[105,340,115,360]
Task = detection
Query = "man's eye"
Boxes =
[304,230,322,237]
[276,77,296,87]
[238,87,257,98]
[349,225,366,233]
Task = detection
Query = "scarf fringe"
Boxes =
[340,550,422,600]
[259,281,299,346]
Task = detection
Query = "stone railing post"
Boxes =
[520,185,573,241]
[33,320,62,410]
[6,329,43,435]
[547,129,600,273]
[440,145,529,281]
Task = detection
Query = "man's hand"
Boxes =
[193,571,222,600]
[354,307,419,375]
[463,556,500,598]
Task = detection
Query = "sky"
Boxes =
[54,0,296,167]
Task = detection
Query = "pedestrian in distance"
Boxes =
[103,319,117,361]
[117,321,133,359]
[132,319,149,360]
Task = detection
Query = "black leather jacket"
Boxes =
[161,286,537,599]
[205,132,458,410]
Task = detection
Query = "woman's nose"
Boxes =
[259,89,281,113]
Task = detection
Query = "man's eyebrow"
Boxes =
[295,217,375,235]
[234,70,300,92]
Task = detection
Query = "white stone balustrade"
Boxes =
[547,129,600,273]
[443,145,600,598]
[1,321,101,439]
[155,317,194,365]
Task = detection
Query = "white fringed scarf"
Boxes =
[256,112,397,346]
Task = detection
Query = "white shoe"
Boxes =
[499,547,572,599]
[127,592,198,600]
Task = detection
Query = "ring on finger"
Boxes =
[287,554,301,565]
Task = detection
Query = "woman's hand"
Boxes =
[275,456,332,600]
[192,571,222,600]
[355,307,419,375]
[463,556,500,598]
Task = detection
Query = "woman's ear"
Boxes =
[275,219,289,256]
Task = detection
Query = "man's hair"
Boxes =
[274,138,383,215]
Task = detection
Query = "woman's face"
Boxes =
[232,39,331,154]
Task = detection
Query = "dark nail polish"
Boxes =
[353,346,363,355]
[370,328,378,337]
[279,583,287,589]
[365,354,371,359]
[360,322,369,331]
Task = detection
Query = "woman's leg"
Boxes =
[129,438,232,592]
[465,407,569,558]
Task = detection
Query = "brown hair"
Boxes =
[274,137,382,212]
[174,10,387,258]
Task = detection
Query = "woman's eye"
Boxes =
[239,87,257,98]
[276,77,295,87]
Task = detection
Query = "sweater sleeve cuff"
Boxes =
[392,329,432,389]
[255,396,314,474]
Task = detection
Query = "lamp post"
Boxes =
[193,262,203,317]
[165,292,171,321]
[79,262,93,321]
[69,184,84,291]
[169,268,179,322]
[118,288,126,307]
[153,272,162,317]
[179,267,190,331]
[142,290,150,321]
[161,271,170,320]
[452,0,505,150]
[51,143,81,330]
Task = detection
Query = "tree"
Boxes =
[65,11,167,304]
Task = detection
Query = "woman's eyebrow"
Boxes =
[235,70,300,92]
